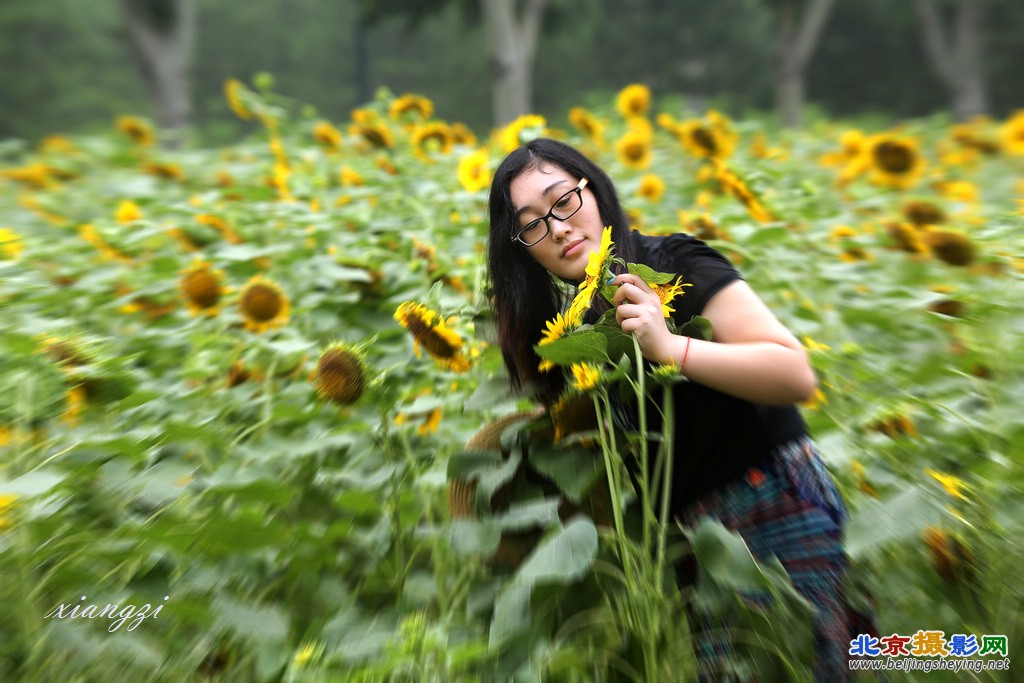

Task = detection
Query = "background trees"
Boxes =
[1,0,1023,143]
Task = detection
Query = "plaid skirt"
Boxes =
[676,435,859,682]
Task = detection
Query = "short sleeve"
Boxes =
[633,232,742,323]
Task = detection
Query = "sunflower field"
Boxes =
[1,79,1023,681]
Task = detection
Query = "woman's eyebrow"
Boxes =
[514,179,568,218]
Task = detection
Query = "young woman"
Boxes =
[487,138,860,680]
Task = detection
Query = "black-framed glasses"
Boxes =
[512,178,589,246]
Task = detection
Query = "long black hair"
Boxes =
[487,138,636,403]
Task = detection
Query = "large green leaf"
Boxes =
[514,515,598,587]
[533,330,609,366]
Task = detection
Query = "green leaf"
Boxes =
[846,485,942,560]
[690,518,770,591]
[528,445,602,503]
[448,519,502,555]
[627,262,677,285]
[498,497,562,531]
[534,330,609,366]
[678,315,714,341]
[514,515,598,587]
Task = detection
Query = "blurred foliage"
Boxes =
[1,77,1023,679]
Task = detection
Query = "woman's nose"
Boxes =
[549,218,572,241]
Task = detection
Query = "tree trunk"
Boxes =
[913,0,989,120]
[121,0,195,148]
[481,0,549,127]
[775,0,836,128]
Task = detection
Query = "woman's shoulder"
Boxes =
[629,230,734,271]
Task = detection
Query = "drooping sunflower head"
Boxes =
[410,122,455,158]
[615,130,652,169]
[314,342,367,406]
[450,122,477,146]
[568,107,605,143]
[394,301,471,373]
[116,116,155,146]
[866,134,926,189]
[179,259,226,315]
[570,363,601,392]
[885,221,929,255]
[457,149,491,193]
[499,114,547,153]
[39,335,91,368]
[1000,109,1024,155]
[536,311,575,373]
[237,275,290,333]
[389,94,434,121]
[902,200,946,226]
[312,121,343,149]
[616,83,652,119]
[224,79,253,120]
[350,121,394,149]
[651,278,690,317]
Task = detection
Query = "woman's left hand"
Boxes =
[610,273,675,364]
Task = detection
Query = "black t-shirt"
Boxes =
[617,231,806,512]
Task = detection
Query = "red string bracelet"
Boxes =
[681,335,692,376]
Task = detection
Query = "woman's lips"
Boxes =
[561,238,586,257]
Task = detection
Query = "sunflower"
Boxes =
[651,278,690,316]
[567,226,615,324]
[616,83,652,119]
[116,116,154,146]
[536,311,575,373]
[677,115,737,160]
[179,259,226,315]
[224,79,253,120]
[237,275,290,333]
[820,129,866,167]
[1000,109,1024,155]
[394,301,471,373]
[925,229,976,266]
[865,134,926,189]
[312,121,342,149]
[568,107,605,144]
[868,411,917,439]
[313,342,367,406]
[885,222,929,255]
[196,214,242,244]
[500,114,547,153]
[339,166,365,187]
[902,200,946,226]
[410,122,455,158]
[450,122,477,147]
[829,225,872,263]
[389,94,434,121]
[143,162,185,182]
[457,149,491,193]
[925,468,968,501]
[636,173,666,203]
[679,211,721,241]
[714,162,775,223]
[0,494,18,532]
[115,200,143,224]
[350,121,394,149]
[933,180,979,204]
[616,130,652,170]
[0,228,24,260]
[570,363,600,392]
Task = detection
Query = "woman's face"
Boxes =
[509,163,604,281]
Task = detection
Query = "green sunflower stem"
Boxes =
[631,334,654,566]
[592,391,636,594]
[656,383,674,584]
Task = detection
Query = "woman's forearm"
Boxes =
[659,334,817,406]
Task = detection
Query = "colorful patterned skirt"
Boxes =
[676,435,865,682]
